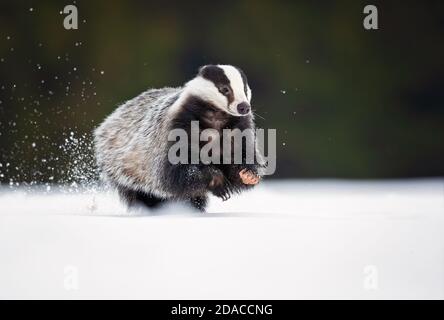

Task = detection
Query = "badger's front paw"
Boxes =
[239,168,260,185]
[211,183,231,201]
[207,168,231,201]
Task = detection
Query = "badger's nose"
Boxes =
[237,102,250,115]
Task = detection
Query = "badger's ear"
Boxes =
[198,64,216,76]
[198,65,206,75]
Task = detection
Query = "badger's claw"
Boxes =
[239,169,260,185]
[212,184,231,201]
[207,169,231,201]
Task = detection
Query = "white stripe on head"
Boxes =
[168,76,228,116]
[185,76,227,107]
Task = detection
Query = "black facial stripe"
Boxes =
[235,66,249,98]
[200,65,229,86]
[199,65,234,104]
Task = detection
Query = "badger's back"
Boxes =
[94,87,181,197]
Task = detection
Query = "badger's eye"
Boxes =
[219,86,230,96]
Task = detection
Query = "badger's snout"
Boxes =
[237,102,250,115]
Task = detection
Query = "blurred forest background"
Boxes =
[0,0,443,185]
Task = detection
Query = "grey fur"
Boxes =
[94,87,182,199]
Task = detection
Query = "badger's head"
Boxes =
[184,64,252,117]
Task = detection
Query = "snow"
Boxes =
[0,179,443,299]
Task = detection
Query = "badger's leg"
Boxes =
[189,196,208,212]
[135,191,167,209]
[117,185,138,206]
[166,164,218,195]
[117,185,167,209]
[166,164,233,204]
[208,170,232,201]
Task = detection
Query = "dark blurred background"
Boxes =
[0,0,443,185]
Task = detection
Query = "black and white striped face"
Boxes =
[185,64,252,116]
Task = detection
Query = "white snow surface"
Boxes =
[0,179,443,299]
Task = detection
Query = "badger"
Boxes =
[94,64,263,211]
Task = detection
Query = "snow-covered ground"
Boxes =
[0,180,443,299]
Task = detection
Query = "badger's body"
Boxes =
[94,65,261,211]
